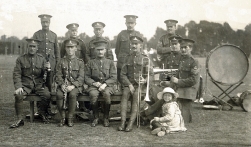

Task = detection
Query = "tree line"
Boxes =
[0,20,251,57]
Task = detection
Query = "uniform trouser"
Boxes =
[15,87,51,120]
[177,98,192,123]
[120,87,140,123]
[144,99,165,120]
[117,68,121,83]
[89,87,113,119]
[151,120,163,130]
[56,88,79,118]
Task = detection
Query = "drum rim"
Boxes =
[206,44,249,86]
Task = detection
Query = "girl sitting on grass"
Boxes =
[150,87,187,136]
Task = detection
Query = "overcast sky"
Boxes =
[0,0,251,40]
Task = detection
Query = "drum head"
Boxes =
[206,45,249,85]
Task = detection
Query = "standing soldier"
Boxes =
[33,14,60,92]
[85,40,117,127]
[61,23,89,113]
[55,39,85,127]
[169,39,200,123]
[115,15,142,83]
[156,19,181,62]
[88,22,113,60]
[118,35,154,132]
[61,23,89,64]
[10,38,51,128]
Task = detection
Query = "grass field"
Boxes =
[0,55,251,147]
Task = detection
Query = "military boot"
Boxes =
[67,118,74,127]
[125,100,137,132]
[58,118,65,127]
[91,102,99,127]
[103,104,111,127]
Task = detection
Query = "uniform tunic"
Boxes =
[55,56,85,93]
[33,29,60,71]
[13,53,48,93]
[175,54,200,100]
[115,30,142,69]
[88,37,114,60]
[60,37,89,64]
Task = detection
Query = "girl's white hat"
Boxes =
[157,87,179,100]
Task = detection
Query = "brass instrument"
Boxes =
[137,57,151,128]
[42,54,51,89]
[62,77,68,110]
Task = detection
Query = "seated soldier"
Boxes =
[10,38,51,128]
[85,40,117,127]
[55,39,85,127]
[118,35,154,132]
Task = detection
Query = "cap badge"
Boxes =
[43,16,46,18]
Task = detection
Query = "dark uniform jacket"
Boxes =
[156,33,181,55]
[13,53,47,94]
[175,54,200,100]
[120,52,154,87]
[33,29,60,71]
[55,56,85,93]
[88,37,114,60]
[61,37,89,64]
[115,30,141,68]
[85,57,117,88]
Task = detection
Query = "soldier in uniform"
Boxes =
[33,14,60,92]
[169,39,200,123]
[61,23,89,64]
[118,35,154,132]
[156,19,181,63]
[115,15,142,82]
[88,22,113,60]
[85,40,117,127]
[61,23,89,113]
[140,35,183,124]
[10,38,51,128]
[55,39,85,127]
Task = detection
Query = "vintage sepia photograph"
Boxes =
[0,0,251,146]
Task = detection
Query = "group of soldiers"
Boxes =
[10,14,200,133]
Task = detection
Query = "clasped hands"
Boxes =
[93,82,107,91]
[61,84,75,92]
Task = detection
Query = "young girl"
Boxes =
[150,87,187,136]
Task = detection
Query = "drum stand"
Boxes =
[210,79,243,109]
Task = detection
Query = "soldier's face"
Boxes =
[65,45,77,56]
[171,42,180,51]
[41,20,50,30]
[95,48,106,58]
[181,46,191,55]
[131,42,142,52]
[70,29,78,38]
[28,44,38,55]
[94,28,104,37]
[126,22,136,30]
[166,25,176,34]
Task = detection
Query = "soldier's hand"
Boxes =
[15,88,24,95]
[93,82,102,88]
[98,83,107,91]
[44,62,51,71]
[67,85,75,92]
[171,77,178,84]
[139,77,146,84]
[129,84,135,94]
[154,117,160,122]
[160,81,170,87]
[156,54,162,61]
[61,84,67,92]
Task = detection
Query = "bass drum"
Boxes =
[206,44,249,86]
[240,90,251,112]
